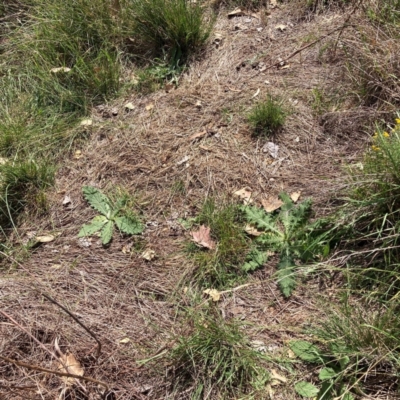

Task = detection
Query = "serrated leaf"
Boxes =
[319,367,336,381]
[276,253,296,297]
[242,206,281,235]
[101,220,114,244]
[78,215,108,237]
[289,340,322,363]
[114,216,143,235]
[295,381,319,398]
[242,249,269,272]
[82,186,112,217]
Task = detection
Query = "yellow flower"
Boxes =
[395,118,400,125]
[371,145,380,151]
[383,131,390,137]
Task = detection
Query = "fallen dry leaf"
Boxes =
[263,142,279,159]
[141,249,156,261]
[165,83,174,93]
[145,103,154,111]
[50,67,71,73]
[74,150,82,160]
[62,195,71,206]
[119,337,131,344]
[244,224,263,237]
[262,197,283,213]
[203,288,221,302]
[252,88,260,98]
[233,187,253,205]
[270,0,278,8]
[35,235,55,243]
[191,225,216,250]
[228,8,245,17]
[270,368,287,384]
[290,191,301,202]
[275,24,287,31]
[58,352,84,385]
[80,119,92,126]
[189,130,207,141]
[124,102,135,110]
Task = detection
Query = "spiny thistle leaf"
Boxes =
[276,253,296,297]
[242,249,269,272]
[78,215,108,237]
[82,186,112,218]
[242,206,281,234]
[114,216,143,235]
[101,220,114,244]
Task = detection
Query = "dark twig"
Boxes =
[0,355,110,399]
[42,293,102,361]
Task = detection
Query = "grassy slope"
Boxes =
[1,0,400,399]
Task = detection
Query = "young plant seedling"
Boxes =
[242,193,330,297]
[78,186,143,245]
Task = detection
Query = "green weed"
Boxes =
[242,193,330,297]
[186,198,251,288]
[247,96,286,137]
[0,161,55,228]
[130,0,213,67]
[168,307,269,398]
[79,186,143,245]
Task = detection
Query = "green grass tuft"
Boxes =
[168,308,269,398]
[247,95,286,136]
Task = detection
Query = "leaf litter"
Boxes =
[191,225,216,249]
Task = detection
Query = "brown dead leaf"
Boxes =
[262,197,283,212]
[275,24,287,31]
[189,130,207,141]
[244,224,263,237]
[203,288,221,302]
[74,150,82,159]
[141,249,156,261]
[233,187,253,205]
[58,352,84,385]
[50,67,71,73]
[124,102,135,110]
[191,225,216,249]
[35,235,55,243]
[270,368,287,385]
[228,8,245,17]
[290,191,301,202]
[119,337,131,344]
[145,103,154,111]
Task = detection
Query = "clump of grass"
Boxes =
[310,297,400,397]
[186,198,250,288]
[0,161,55,228]
[130,0,213,67]
[247,95,286,136]
[168,308,269,398]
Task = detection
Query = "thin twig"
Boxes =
[0,310,58,360]
[0,355,110,399]
[42,293,102,361]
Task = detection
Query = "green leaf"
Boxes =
[114,216,143,235]
[242,206,281,234]
[101,220,114,244]
[295,381,319,398]
[82,186,112,217]
[319,367,336,381]
[78,215,108,237]
[242,249,269,272]
[289,340,323,363]
[276,253,296,297]
[342,393,355,400]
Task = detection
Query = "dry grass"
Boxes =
[1,1,399,399]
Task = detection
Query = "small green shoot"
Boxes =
[247,95,286,136]
[168,308,270,397]
[78,186,143,245]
